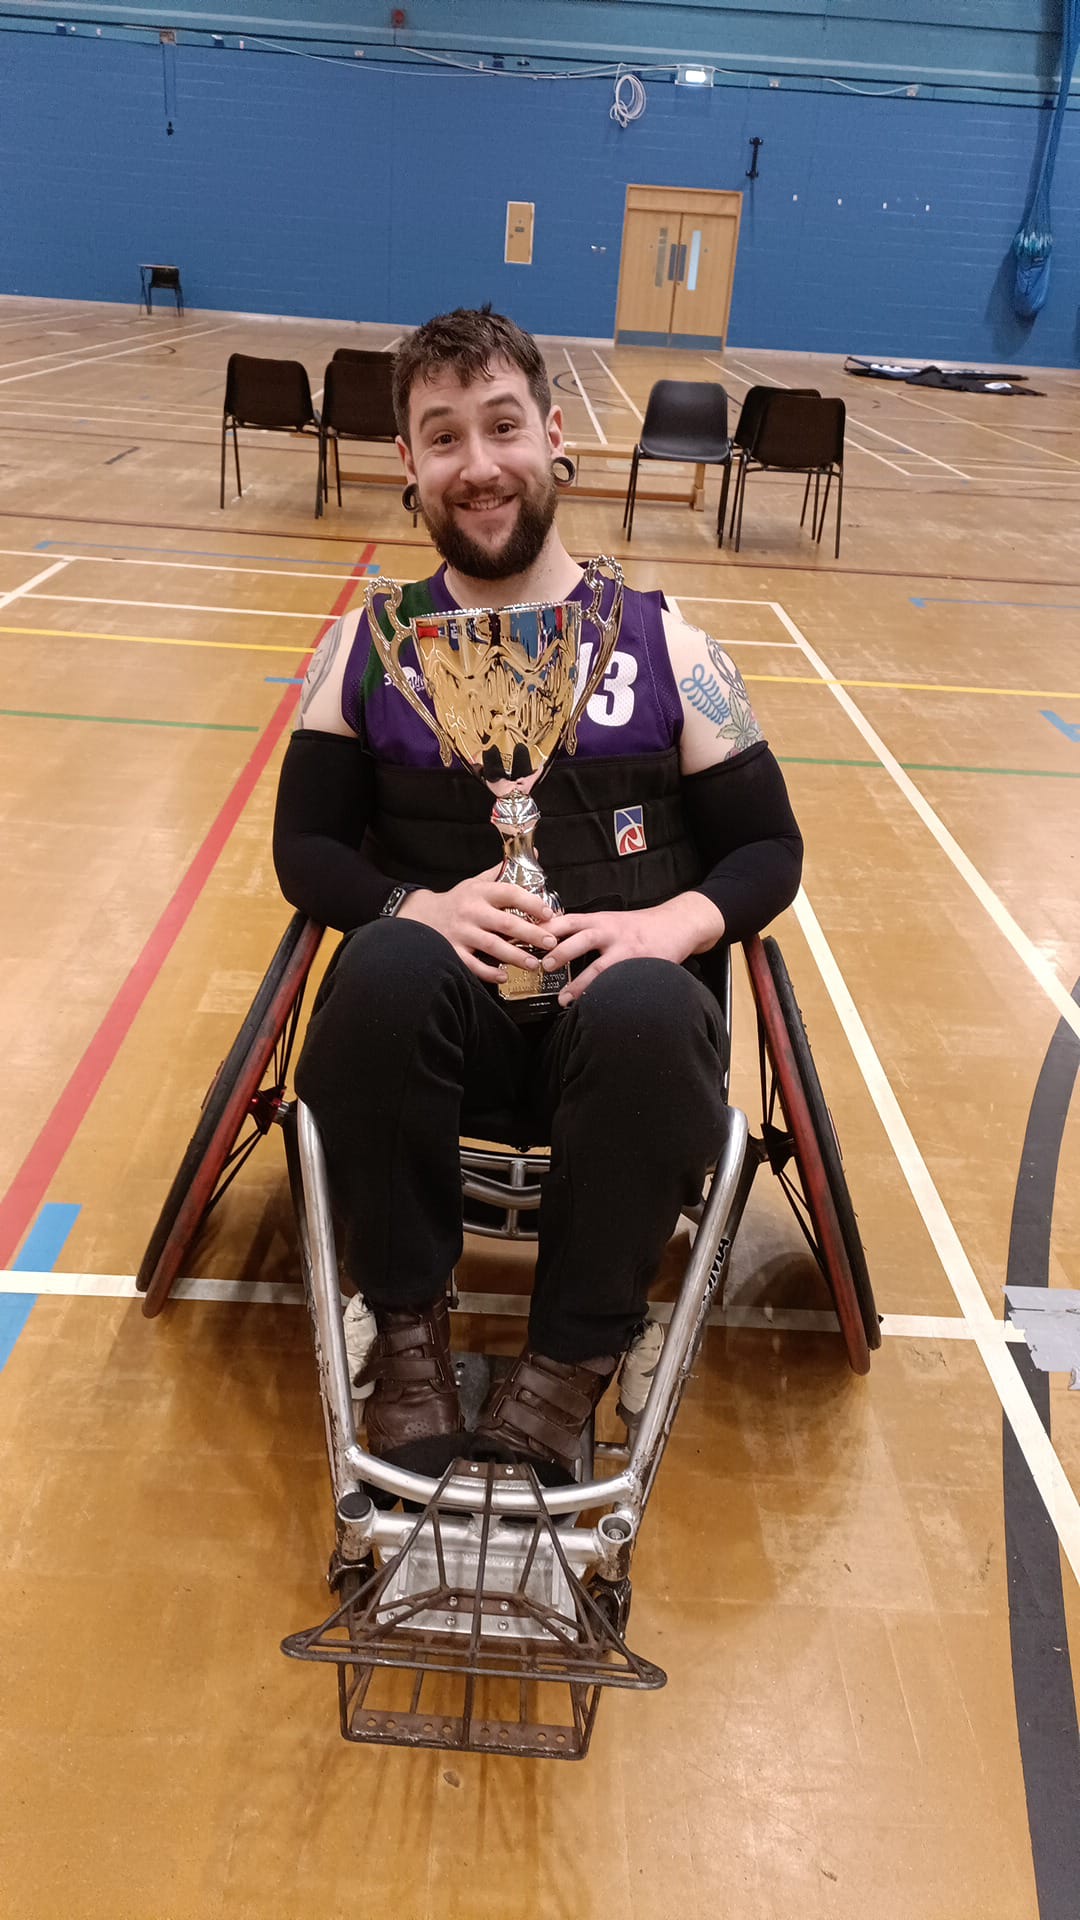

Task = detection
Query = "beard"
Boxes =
[419,469,558,582]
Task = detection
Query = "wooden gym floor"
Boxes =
[0,297,1078,1920]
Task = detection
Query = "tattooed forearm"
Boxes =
[679,634,763,754]
[297,617,346,728]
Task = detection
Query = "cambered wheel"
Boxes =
[744,934,880,1373]
[137,913,324,1316]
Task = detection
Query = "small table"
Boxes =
[139,264,184,315]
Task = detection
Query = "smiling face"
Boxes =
[398,358,565,583]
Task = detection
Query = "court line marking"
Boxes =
[0,623,309,657]
[0,545,377,1269]
[0,322,180,373]
[0,1267,1029,1344]
[0,309,102,334]
[793,887,1080,1589]
[591,353,644,422]
[664,597,1077,697]
[0,708,259,733]
[0,1205,82,1372]
[894,386,1080,472]
[3,391,224,412]
[781,755,1080,781]
[745,673,1080,701]
[717,353,975,482]
[21,544,373,578]
[0,405,221,430]
[705,356,916,479]
[0,323,231,390]
[27,593,328,621]
[563,349,606,445]
[772,600,1080,1045]
[0,558,70,608]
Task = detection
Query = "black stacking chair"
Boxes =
[139,263,184,315]
[219,354,320,508]
[727,386,820,543]
[732,394,846,558]
[622,381,732,545]
[316,352,398,517]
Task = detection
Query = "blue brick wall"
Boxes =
[1,34,1078,364]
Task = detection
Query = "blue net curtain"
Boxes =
[1012,0,1080,318]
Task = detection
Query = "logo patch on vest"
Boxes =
[614,805,647,856]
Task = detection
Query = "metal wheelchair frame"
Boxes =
[138,920,879,1759]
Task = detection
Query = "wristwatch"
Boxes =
[380,883,419,919]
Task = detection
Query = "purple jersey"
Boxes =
[342,565,683,766]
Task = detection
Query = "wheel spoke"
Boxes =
[204,1128,265,1214]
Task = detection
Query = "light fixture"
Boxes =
[676,64,714,87]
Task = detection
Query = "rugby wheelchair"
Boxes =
[137,914,879,1760]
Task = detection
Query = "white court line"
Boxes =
[711,357,972,483]
[0,1268,1027,1341]
[0,559,71,610]
[0,309,100,333]
[0,323,230,390]
[563,349,607,446]
[792,885,1080,1589]
[591,352,644,422]
[895,387,1080,471]
[26,593,328,620]
[0,394,222,418]
[0,408,220,433]
[0,323,187,374]
[0,547,363,585]
[959,465,1080,476]
[771,598,1080,1045]
[704,356,915,480]
[725,354,975,481]
[664,592,797,647]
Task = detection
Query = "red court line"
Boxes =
[0,543,376,1267]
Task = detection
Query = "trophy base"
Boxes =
[498,955,568,1021]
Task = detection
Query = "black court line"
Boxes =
[1004,975,1080,1920]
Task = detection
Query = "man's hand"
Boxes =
[397,866,558,984]
[540,893,726,1006]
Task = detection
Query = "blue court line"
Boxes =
[1,1202,81,1374]
[265,676,304,685]
[33,540,381,575]
[911,596,1080,611]
[1041,711,1080,743]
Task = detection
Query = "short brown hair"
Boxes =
[392,305,551,442]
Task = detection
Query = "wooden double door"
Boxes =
[614,185,742,350]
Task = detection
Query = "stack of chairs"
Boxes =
[218,349,401,515]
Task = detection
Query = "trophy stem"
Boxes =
[491,790,568,1015]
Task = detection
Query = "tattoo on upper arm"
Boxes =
[678,630,763,754]
[297,617,346,728]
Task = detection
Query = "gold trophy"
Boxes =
[364,557,624,1015]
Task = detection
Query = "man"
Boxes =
[274,306,802,1483]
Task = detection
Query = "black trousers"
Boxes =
[295,919,729,1363]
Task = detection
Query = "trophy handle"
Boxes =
[563,556,624,757]
[363,579,456,769]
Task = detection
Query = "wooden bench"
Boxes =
[335,438,709,512]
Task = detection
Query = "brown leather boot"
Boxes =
[474,1348,618,1482]
[361,1294,467,1476]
